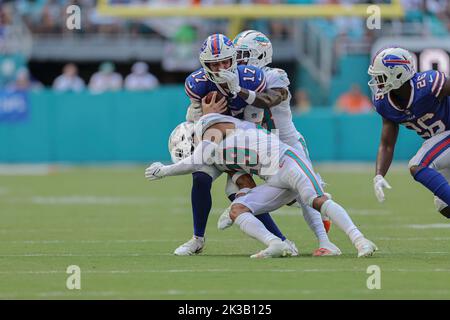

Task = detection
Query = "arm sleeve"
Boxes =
[265,68,290,89]
[428,70,447,98]
[160,140,218,177]
[184,77,203,101]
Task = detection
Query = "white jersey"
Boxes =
[195,113,255,138]
[260,66,302,148]
[195,113,289,179]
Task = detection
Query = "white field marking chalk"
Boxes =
[2,268,450,275]
[407,224,450,229]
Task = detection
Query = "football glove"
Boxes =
[219,70,241,97]
[145,162,165,181]
[373,174,392,202]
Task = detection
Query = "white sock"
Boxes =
[320,200,364,245]
[235,212,280,246]
[301,204,330,247]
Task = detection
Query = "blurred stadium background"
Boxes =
[1,0,449,163]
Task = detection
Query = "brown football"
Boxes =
[204,91,226,104]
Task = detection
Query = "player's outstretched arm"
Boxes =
[218,70,287,109]
[145,123,233,181]
[373,117,399,202]
[145,140,217,181]
[238,87,288,109]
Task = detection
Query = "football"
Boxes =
[204,91,227,104]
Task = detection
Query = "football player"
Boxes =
[369,47,450,218]
[145,113,377,258]
[215,30,337,254]
[175,33,296,256]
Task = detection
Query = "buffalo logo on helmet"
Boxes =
[382,54,411,72]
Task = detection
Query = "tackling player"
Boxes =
[369,47,450,218]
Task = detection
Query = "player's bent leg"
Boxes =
[300,203,341,256]
[224,175,290,242]
[318,199,378,258]
[230,204,291,258]
[409,133,450,213]
[412,166,450,209]
[220,184,299,255]
[278,151,377,257]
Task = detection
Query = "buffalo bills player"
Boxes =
[369,47,450,218]
[175,33,295,256]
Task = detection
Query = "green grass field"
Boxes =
[1,165,450,299]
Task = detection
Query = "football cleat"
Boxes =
[312,242,341,257]
[284,239,299,256]
[356,238,378,258]
[173,236,205,256]
[250,240,291,259]
[323,220,332,233]
[217,205,234,230]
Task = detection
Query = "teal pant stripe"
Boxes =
[285,150,324,196]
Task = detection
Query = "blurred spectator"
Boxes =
[88,62,123,93]
[7,67,43,91]
[53,63,85,92]
[124,62,159,91]
[293,89,311,114]
[335,84,372,114]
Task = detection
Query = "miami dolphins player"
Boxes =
[176,33,296,256]
[369,47,450,218]
[145,113,377,258]
[216,30,339,255]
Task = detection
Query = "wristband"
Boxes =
[245,90,256,105]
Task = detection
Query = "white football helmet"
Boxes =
[168,122,195,163]
[368,47,416,95]
[233,30,273,68]
[199,33,237,84]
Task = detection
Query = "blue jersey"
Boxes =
[184,65,266,115]
[373,70,449,139]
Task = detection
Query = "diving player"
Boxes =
[145,113,377,258]
[368,47,450,218]
[176,33,296,256]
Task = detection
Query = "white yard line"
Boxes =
[1,239,247,244]
[407,224,450,229]
[8,195,188,205]
[2,268,450,275]
[0,165,54,176]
